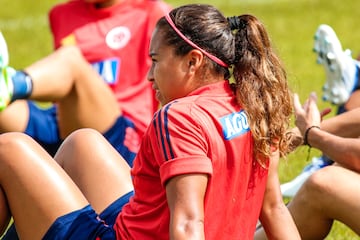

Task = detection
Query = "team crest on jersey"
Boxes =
[219,110,250,140]
[91,58,120,85]
[106,26,131,50]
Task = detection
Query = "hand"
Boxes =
[293,92,321,136]
[320,107,332,120]
[287,127,303,152]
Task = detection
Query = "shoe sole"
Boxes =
[313,24,354,105]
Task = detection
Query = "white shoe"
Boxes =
[0,31,14,110]
[313,24,359,105]
[281,156,333,198]
[0,31,9,67]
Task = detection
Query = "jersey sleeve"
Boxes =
[48,5,61,49]
[149,102,213,186]
[48,2,77,49]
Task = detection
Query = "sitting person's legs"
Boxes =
[0,43,139,163]
[0,45,120,137]
[0,132,88,239]
[287,165,360,239]
[0,129,133,239]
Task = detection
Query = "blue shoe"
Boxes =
[281,156,333,198]
[0,31,14,111]
[313,24,359,105]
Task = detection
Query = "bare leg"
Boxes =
[343,89,360,110]
[0,132,88,239]
[0,129,133,239]
[0,45,120,138]
[287,165,360,239]
[0,100,29,136]
[55,128,133,212]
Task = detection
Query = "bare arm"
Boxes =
[166,174,208,240]
[256,150,301,240]
[289,104,360,151]
[320,107,360,138]
[294,93,360,172]
[306,124,360,171]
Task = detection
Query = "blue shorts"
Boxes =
[25,101,136,166]
[43,191,134,240]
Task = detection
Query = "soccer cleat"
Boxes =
[281,156,333,198]
[0,31,9,67]
[313,24,359,105]
[0,31,14,111]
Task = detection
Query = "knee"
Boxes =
[0,132,34,153]
[65,128,103,146]
[294,166,336,205]
[0,132,38,168]
[56,45,84,65]
[57,128,104,156]
[55,128,106,167]
[303,166,335,194]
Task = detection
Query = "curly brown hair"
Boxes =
[156,4,293,164]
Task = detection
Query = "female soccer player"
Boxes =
[0,4,299,239]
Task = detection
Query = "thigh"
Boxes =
[0,132,88,239]
[54,46,121,138]
[313,166,360,234]
[0,100,29,133]
[289,165,360,237]
[55,128,134,214]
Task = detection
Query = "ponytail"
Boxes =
[228,14,293,162]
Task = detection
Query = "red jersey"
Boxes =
[49,0,171,137]
[115,81,269,239]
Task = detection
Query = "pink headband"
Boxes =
[164,13,229,68]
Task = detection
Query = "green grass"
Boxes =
[1,0,360,239]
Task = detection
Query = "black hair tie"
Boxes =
[227,16,247,30]
[227,16,241,30]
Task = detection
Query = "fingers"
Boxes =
[293,93,307,135]
[293,92,321,135]
[309,91,317,102]
[320,108,332,119]
[304,92,317,113]
[307,92,322,125]
[293,93,303,114]
[307,92,331,122]
[295,92,318,113]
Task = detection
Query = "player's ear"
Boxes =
[187,49,204,71]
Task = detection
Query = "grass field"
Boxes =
[1,0,360,239]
